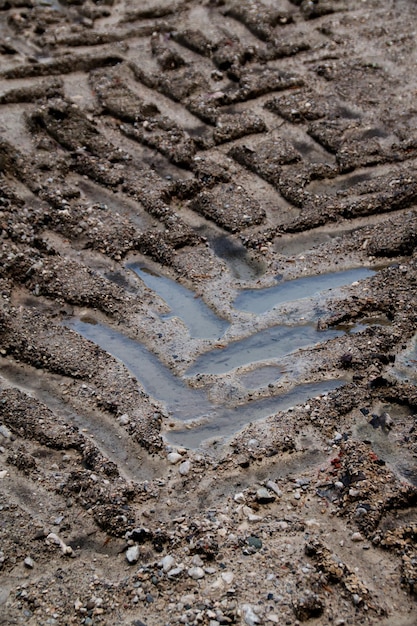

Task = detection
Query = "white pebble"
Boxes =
[351,532,364,542]
[168,452,182,465]
[126,545,140,564]
[188,566,205,580]
[179,460,191,475]
[242,604,260,625]
[265,480,282,497]
[160,555,175,572]
[221,571,234,584]
[46,533,73,556]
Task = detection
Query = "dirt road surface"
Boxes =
[1,1,417,624]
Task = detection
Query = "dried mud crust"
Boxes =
[1,0,417,625]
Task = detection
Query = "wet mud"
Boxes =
[1,0,417,625]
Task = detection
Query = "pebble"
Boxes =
[221,571,234,584]
[0,425,12,439]
[168,566,184,578]
[126,545,140,564]
[24,556,35,569]
[168,452,183,465]
[160,555,175,572]
[351,532,364,542]
[179,460,191,475]
[234,492,246,503]
[265,481,282,497]
[256,487,275,504]
[188,566,205,580]
[355,507,368,517]
[242,604,261,625]
[118,414,130,425]
[247,536,262,550]
[46,533,73,556]
[242,506,262,522]
[0,470,8,479]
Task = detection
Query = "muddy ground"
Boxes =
[1,0,417,624]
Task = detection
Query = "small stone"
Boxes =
[256,487,275,504]
[355,507,368,518]
[221,571,234,584]
[24,556,34,569]
[242,505,262,521]
[119,414,130,425]
[247,536,262,550]
[234,492,246,503]
[351,532,364,542]
[242,604,260,625]
[160,555,175,572]
[265,480,282,497]
[0,425,12,439]
[46,533,73,556]
[126,545,140,564]
[168,452,183,464]
[191,555,204,567]
[188,566,205,580]
[167,566,184,577]
[0,470,8,479]
[179,460,191,475]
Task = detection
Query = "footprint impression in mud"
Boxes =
[70,266,376,448]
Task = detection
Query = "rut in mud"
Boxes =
[1,1,417,625]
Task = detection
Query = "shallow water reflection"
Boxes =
[234,268,375,314]
[69,320,343,447]
[128,263,229,339]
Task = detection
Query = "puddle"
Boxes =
[234,268,375,314]
[196,226,265,281]
[68,320,343,448]
[128,263,229,339]
[239,365,284,389]
[168,380,343,449]
[187,324,342,376]
[65,267,378,448]
[68,320,213,421]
